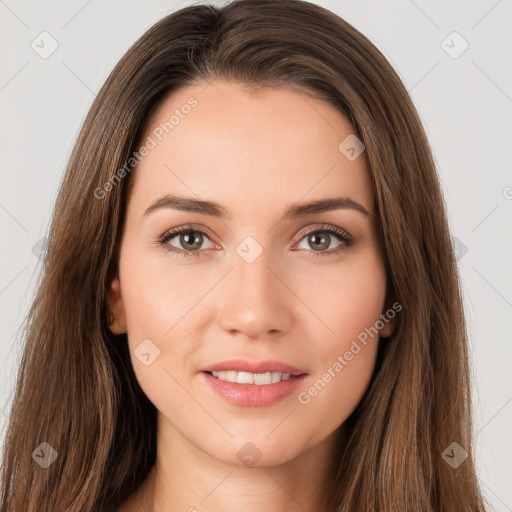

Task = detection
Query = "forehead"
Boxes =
[127,79,374,217]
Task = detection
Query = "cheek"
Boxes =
[118,250,205,420]
[297,347,379,431]
[119,245,200,340]
[302,248,387,350]
[294,251,386,420]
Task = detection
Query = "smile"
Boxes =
[207,370,296,385]
[202,371,308,407]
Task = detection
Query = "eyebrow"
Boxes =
[143,193,374,219]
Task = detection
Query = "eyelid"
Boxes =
[157,222,353,257]
[159,223,219,243]
[294,223,351,242]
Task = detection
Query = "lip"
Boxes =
[199,358,308,407]
[201,371,308,407]
[199,358,306,376]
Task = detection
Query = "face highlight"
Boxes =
[108,79,394,468]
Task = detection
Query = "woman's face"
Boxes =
[109,79,394,466]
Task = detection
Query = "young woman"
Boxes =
[0,0,488,511]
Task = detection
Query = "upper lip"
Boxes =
[200,358,307,376]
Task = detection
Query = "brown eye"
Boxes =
[305,232,331,251]
[175,231,203,251]
[158,226,217,259]
[295,225,353,257]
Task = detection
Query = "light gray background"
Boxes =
[1,0,511,509]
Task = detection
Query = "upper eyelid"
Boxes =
[160,224,218,244]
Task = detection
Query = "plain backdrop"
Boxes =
[1,0,511,510]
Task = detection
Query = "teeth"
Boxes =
[211,370,292,385]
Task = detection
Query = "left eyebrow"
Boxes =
[143,194,375,219]
[282,197,375,219]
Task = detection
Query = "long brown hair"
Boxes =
[0,1,488,510]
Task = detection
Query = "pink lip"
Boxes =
[199,358,306,375]
[201,371,308,407]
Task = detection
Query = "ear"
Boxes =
[378,314,396,338]
[107,276,128,334]
[378,295,399,338]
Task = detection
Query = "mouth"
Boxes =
[201,370,308,407]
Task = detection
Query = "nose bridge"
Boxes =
[230,237,279,307]
[233,241,273,295]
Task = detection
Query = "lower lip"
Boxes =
[201,371,308,407]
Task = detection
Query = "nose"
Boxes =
[217,244,295,340]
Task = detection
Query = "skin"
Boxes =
[109,79,395,512]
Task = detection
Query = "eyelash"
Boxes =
[157,223,354,259]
